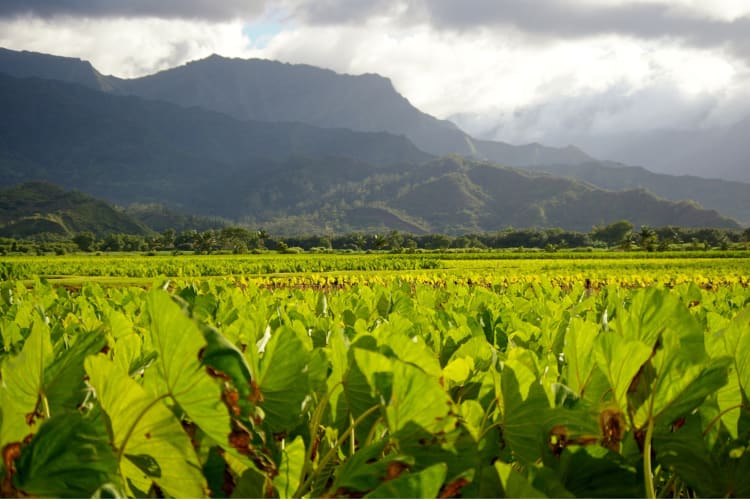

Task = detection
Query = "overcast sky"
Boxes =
[1,0,747,146]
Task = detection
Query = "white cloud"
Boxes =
[0,15,254,77]
[0,0,747,147]
[257,20,745,129]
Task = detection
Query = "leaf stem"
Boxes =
[644,416,656,499]
[702,404,746,437]
[298,382,342,492]
[40,392,51,419]
[657,473,677,499]
[293,404,380,498]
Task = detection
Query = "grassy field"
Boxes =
[2,249,749,288]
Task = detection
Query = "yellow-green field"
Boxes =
[2,250,749,289]
[1,250,749,498]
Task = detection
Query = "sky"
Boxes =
[0,0,748,146]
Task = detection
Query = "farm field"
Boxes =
[1,251,749,498]
[2,250,750,288]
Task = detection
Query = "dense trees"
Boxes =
[2,224,748,255]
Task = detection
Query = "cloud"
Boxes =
[0,16,255,77]
[284,0,750,62]
[452,85,721,144]
[0,0,267,21]
[259,20,744,114]
[0,0,747,151]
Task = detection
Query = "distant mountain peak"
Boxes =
[0,46,599,168]
[0,68,742,233]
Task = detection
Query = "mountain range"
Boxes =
[0,47,746,234]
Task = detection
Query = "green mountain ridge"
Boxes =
[0,47,593,167]
[523,162,750,225]
[0,54,742,234]
[250,157,740,234]
[0,73,429,210]
[114,54,595,166]
[1,46,746,224]
[0,182,151,238]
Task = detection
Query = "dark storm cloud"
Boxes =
[290,0,750,60]
[0,0,266,21]
[427,0,749,50]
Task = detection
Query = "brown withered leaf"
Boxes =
[2,442,22,475]
[2,442,22,497]
[222,388,241,416]
[248,380,264,404]
[439,477,470,498]
[600,408,626,453]
[548,425,569,457]
[384,461,410,481]
[671,417,686,432]
[205,365,231,382]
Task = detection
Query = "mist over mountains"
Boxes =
[0,47,746,234]
[453,103,750,184]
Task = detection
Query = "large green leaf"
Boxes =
[257,326,311,432]
[272,435,305,498]
[387,357,454,435]
[144,291,231,447]
[617,288,702,353]
[340,346,391,441]
[495,461,547,498]
[349,347,453,437]
[501,363,550,465]
[563,318,599,397]
[635,343,730,428]
[325,329,349,428]
[12,412,118,498]
[85,354,207,498]
[655,414,750,498]
[231,467,266,499]
[330,440,390,494]
[44,331,107,415]
[372,316,442,378]
[0,318,53,446]
[593,332,651,410]
[708,307,750,436]
[364,462,447,498]
[734,307,750,401]
[200,324,253,393]
[112,332,142,376]
[555,445,641,498]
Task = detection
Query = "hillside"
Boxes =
[0,182,151,237]
[5,47,750,204]
[124,204,230,233]
[115,54,594,167]
[381,158,740,232]
[0,73,429,210]
[0,47,116,91]
[0,47,591,167]
[251,157,741,234]
[523,162,750,225]
[0,56,742,234]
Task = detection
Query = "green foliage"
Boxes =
[12,413,119,498]
[0,182,151,238]
[0,276,749,498]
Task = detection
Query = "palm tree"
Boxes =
[257,229,269,249]
[639,225,657,251]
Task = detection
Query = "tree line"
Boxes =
[1,221,749,255]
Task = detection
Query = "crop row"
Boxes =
[1,278,749,497]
